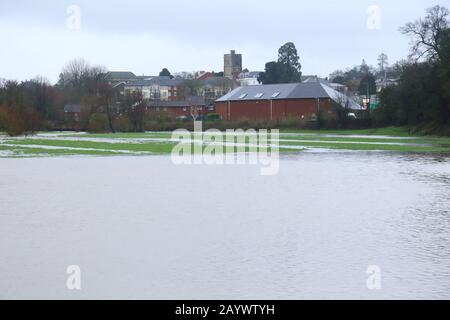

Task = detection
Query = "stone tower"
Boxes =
[224,50,242,80]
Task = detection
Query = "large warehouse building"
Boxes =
[214,82,363,121]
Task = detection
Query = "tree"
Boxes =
[123,90,146,132]
[360,59,370,74]
[258,62,282,84]
[258,42,302,84]
[358,73,377,96]
[377,53,389,75]
[0,80,43,135]
[400,5,449,61]
[58,58,107,101]
[278,42,302,73]
[97,83,120,133]
[159,68,174,79]
[375,6,450,132]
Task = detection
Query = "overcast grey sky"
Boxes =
[0,0,446,83]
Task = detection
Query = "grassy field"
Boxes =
[1,127,450,158]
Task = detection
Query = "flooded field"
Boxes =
[1,130,450,157]
[1,152,449,299]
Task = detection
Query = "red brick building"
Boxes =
[214,82,362,121]
[148,96,207,119]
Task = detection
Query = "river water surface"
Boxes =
[1,152,449,299]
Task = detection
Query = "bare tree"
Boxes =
[123,90,146,132]
[97,83,119,133]
[400,5,449,61]
[377,54,389,74]
[59,58,107,96]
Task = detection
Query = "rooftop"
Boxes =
[125,77,184,87]
[104,71,137,81]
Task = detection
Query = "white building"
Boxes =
[238,71,261,86]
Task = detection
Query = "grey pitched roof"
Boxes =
[288,82,330,99]
[215,82,364,110]
[104,72,137,80]
[215,83,298,101]
[64,104,83,113]
[125,77,184,87]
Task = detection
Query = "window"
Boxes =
[254,93,264,98]
[271,92,280,98]
[239,93,248,99]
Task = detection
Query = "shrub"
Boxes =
[86,113,110,133]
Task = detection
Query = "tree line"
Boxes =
[0,60,173,135]
[374,5,450,135]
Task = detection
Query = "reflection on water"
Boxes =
[0,152,449,299]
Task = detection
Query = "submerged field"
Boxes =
[1,127,450,157]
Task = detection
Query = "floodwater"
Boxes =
[0,152,449,300]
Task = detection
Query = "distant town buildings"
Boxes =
[224,50,242,80]
[101,49,375,121]
[238,71,262,86]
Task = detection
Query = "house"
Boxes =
[64,104,83,123]
[197,72,216,81]
[214,82,363,121]
[124,77,185,101]
[239,72,262,87]
[196,77,236,106]
[148,96,207,119]
[376,78,399,93]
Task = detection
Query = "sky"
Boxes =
[0,0,447,84]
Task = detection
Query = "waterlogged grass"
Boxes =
[0,137,286,158]
[281,140,450,152]
[280,126,415,136]
[0,144,121,157]
[280,135,450,146]
[1,126,450,158]
[7,139,178,154]
[65,132,173,139]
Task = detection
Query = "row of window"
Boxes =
[239,92,281,99]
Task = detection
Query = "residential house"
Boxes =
[239,71,262,87]
[124,77,186,101]
[148,96,207,119]
[196,77,237,106]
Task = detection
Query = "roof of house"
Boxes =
[239,71,262,79]
[125,77,184,87]
[215,82,363,110]
[104,72,137,80]
[197,72,215,80]
[64,104,83,113]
